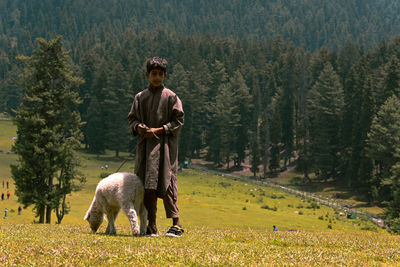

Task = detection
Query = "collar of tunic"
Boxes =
[148,84,164,93]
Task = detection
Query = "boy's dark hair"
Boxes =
[146,56,168,73]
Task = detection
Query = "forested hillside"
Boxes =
[1,0,400,52]
[1,0,400,230]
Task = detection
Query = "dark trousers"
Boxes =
[144,186,179,226]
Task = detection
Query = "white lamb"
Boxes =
[84,172,147,236]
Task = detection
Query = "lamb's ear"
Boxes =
[103,215,107,221]
[84,212,90,221]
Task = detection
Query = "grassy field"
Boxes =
[266,167,386,216]
[1,223,399,266]
[1,119,400,265]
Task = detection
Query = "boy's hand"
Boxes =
[137,123,148,135]
[144,127,163,139]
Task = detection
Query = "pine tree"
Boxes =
[104,62,132,157]
[376,56,400,107]
[344,59,372,188]
[307,62,344,180]
[168,63,190,163]
[337,42,359,86]
[1,65,23,115]
[206,60,229,163]
[85,96,106,155]
[341,61,362,183]
[85,61,108,155]
[250,75,261,177]
[367,95,400,202]
[259,64,277,177]
[356,76,375,195]
[188,60,210,158]
[209,82,239,168]
[78,50,97,149]
[309,47,337,86]
[279,46,299,169]
[230,70,252,166]
[295,52,312,182]
[11,36,84,224]
[386,149,400,233]
[268,92,282,173]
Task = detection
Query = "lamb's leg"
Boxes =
[122,203,140,236]
[105,207,119,235]
[138,202,148,235]
[134,187,147,235]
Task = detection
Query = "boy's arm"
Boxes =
[163,95,184,136]
[128,95,163,139]
[127,95,142,136]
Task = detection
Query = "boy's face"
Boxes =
[146,68,167,87]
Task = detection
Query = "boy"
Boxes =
[128,57,184,237]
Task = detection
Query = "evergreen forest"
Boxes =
[1,0,400,229]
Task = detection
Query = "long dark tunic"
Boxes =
[128,85,184,197]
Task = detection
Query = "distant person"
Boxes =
[273,225,278,231]
[7,191,10,200]
[2,180,4,188]
[18,206,22,215]
[128,56,184,237]
[1,193,3,201]
[4,208,7,219]
[6,181,8,189]
[105,164,108,170]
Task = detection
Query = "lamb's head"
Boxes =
[84,209,105,233]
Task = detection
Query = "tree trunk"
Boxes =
[263,113,270,179]
[38,204,45,223]
[56,194,66,224]
[46,205,51,224]
[46,176,53,224]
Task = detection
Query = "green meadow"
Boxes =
[1,119,400,265]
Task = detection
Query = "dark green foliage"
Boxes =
[210,81,239,168]
[306,202,320,209]
[279,46,299,168]
[386,156,400,233]
[85,95,106,154]
[266,91,283,173]
[2,0,400,53]
[104,62,132,157]
[261,205,277,211]
[168,63,190,163]
[11,36,85,224]
[307,63,344,179]
[367,95,400,203]
[341,58,376,192]
[356,76,375,194]
[231,70,252,165]
[376,56,400,107]
[367,95,400,178]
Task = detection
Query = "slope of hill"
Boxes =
[1,120,400,265]
[0,119,380,230]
